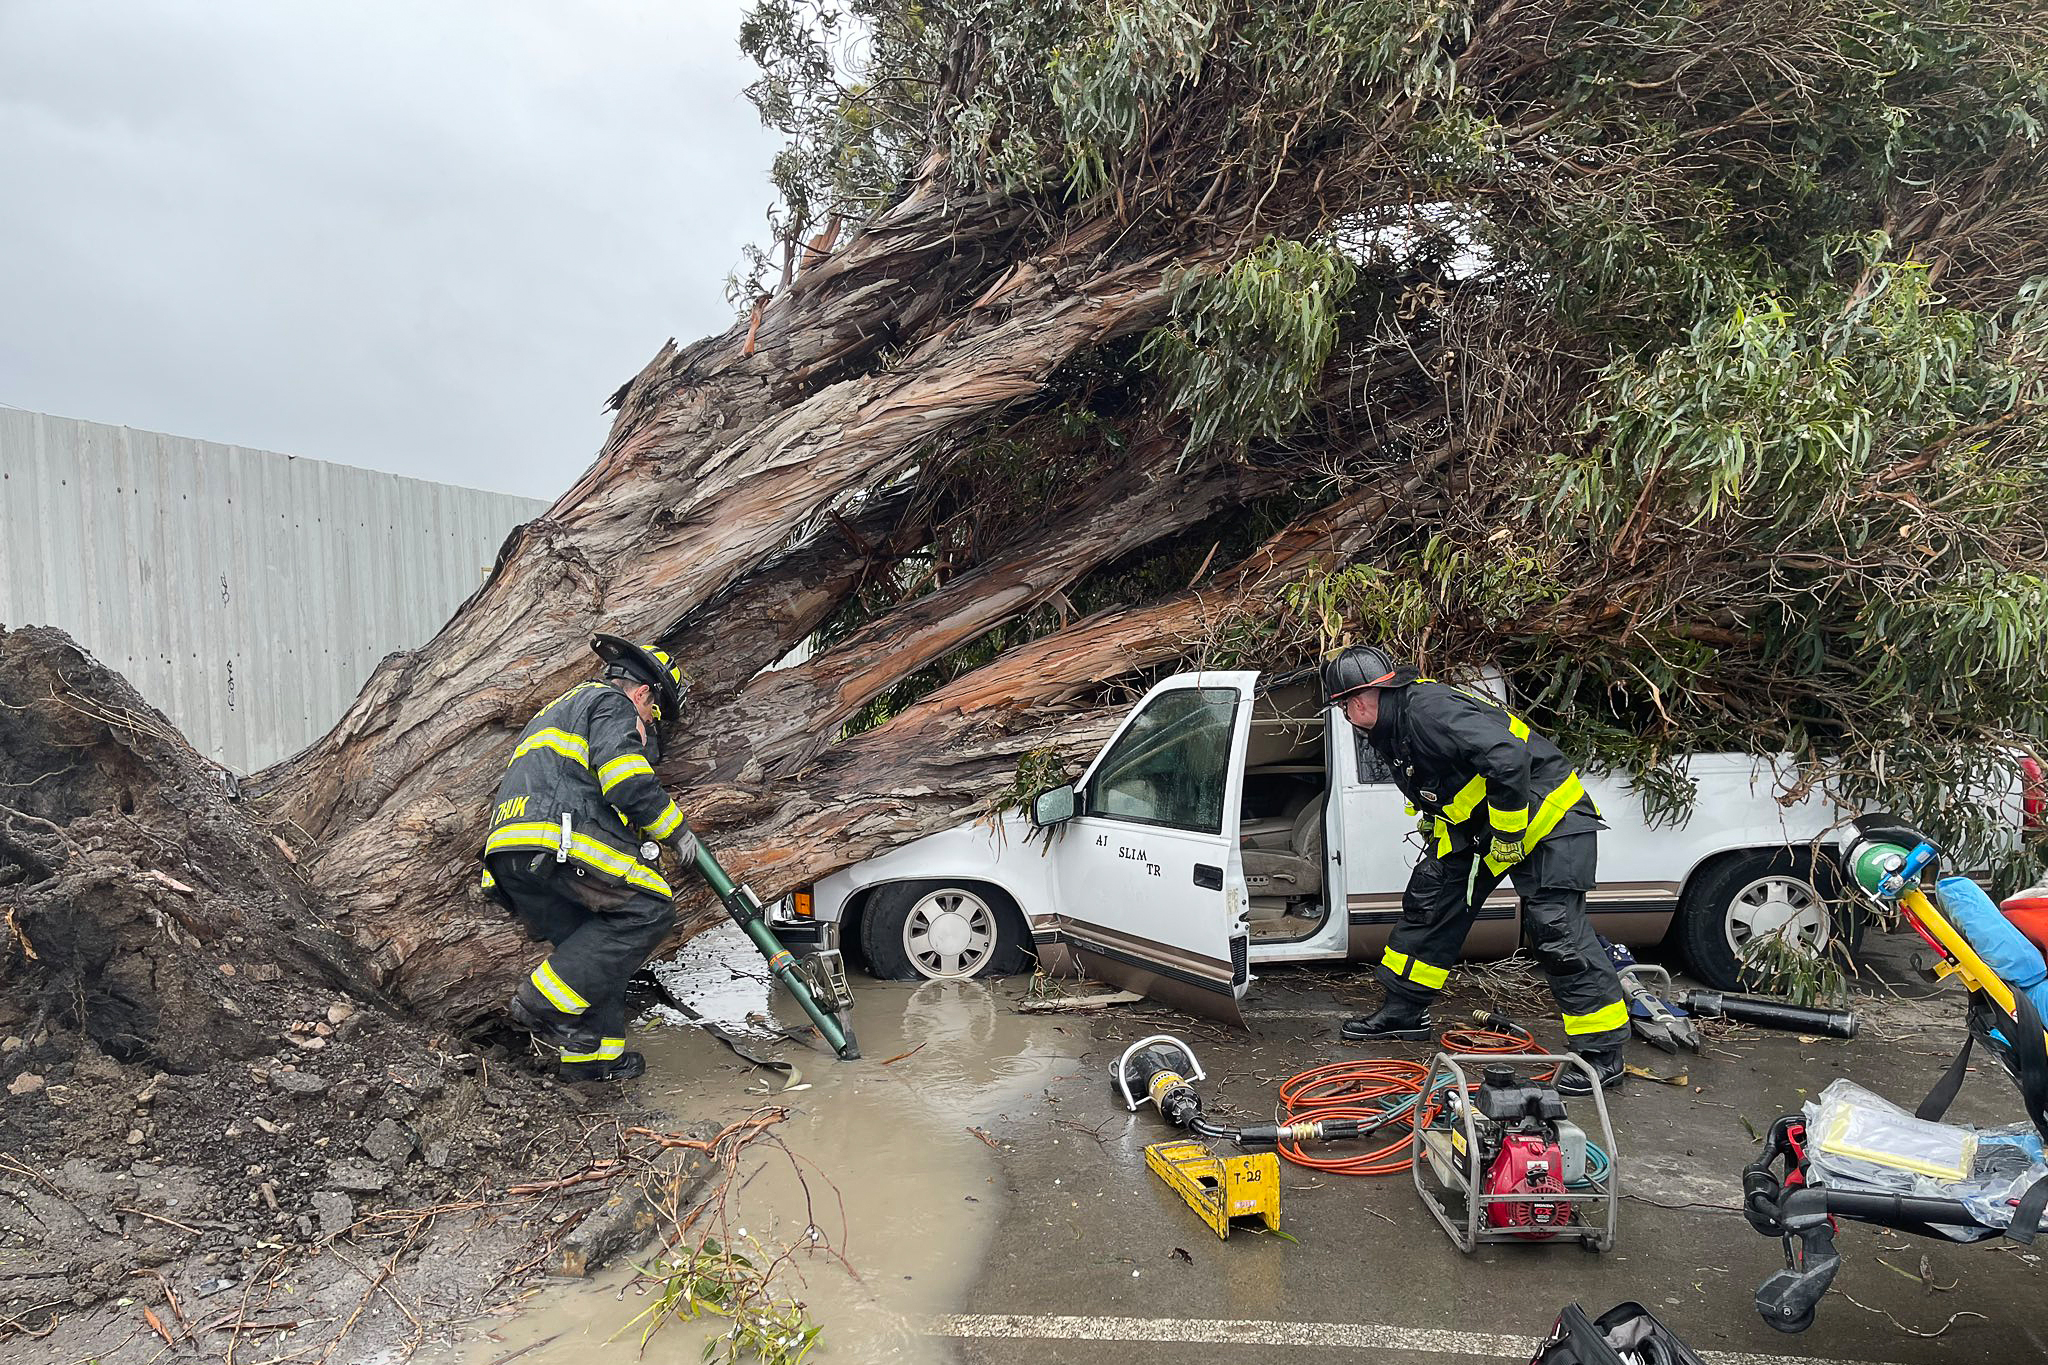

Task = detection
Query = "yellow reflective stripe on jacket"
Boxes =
[484,821,673,899]
[596,753,654,794]
[560,1036,625,1063]
[645,803,685,841]
[1381,947,1450,991]
[1441,774,1488,822]
[1489,805,1530,834]
[1527,772,1588,845]
[537,680,605,716]
[510,728,590,768]
[1508,715,1530,741]
[480,868,497,891]
[531,960,589,1013]
[1562,998,1628,1036]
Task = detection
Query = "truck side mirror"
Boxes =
[1031,784,1078,828]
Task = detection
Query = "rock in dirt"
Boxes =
[326,1003,354,1026]
[385,1060,446,1100]
[328,1078,375,1116]
[311,1190,354,1240]
[269,1070,331,1098]
[362,1118,417,1168]
[8,1072,45,1096]
[324,1159,392,1194]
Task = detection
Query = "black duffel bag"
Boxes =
[1528,1302,1707,1365]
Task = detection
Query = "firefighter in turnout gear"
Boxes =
[480,635,697,1082]
[1324,646,1629,1093]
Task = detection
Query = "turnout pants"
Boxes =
[487,851,675,1064]
[1376,832,1628,1051]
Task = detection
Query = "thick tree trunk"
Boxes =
[314,444,1437,1023]
[247,161,1271,1017]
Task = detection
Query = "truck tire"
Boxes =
[1677,849,1848,990]
[858,881,1034,981]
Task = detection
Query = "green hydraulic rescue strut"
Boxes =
[687,842,860,1060]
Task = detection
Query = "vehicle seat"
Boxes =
[1242,793,1325,899]
[1241,791,1310,848]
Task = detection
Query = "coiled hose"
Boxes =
[1275,1021,1609,1182]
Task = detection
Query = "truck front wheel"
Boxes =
[1677,849,1849,990]
[858,881,1034,981]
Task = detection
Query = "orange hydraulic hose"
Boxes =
[1275,1024,1542,1177]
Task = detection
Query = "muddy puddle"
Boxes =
[429,926,1083,1364]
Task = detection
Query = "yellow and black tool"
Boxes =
[1115,1034,1358,1238]
[1143,1140,1281,1239]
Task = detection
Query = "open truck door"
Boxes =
[1029,672,1256,1025]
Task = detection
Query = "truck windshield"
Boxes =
[1088,687,1238,833]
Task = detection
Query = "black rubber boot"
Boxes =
[507,993,600,1055]
[1340,998,1434,1042]
[557,1051,646,1083]
[1556,1048,1626,1095]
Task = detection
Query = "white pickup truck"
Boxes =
[767,669,2035,1018]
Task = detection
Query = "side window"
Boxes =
[1087,688,1239,833]
[1354,727,1395,785]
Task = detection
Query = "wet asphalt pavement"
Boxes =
[944,941,2045,1365]
[452,927,2046,1364]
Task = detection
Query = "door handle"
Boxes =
[1192,863,1223,890]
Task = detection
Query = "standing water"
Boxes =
[430,924,1081,1363]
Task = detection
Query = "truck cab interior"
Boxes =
[1239,681,1331,942]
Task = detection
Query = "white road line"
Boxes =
[926,1313,1918,1365]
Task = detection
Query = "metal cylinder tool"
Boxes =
[687,842,860,1060]
[1674,990,1858,1039]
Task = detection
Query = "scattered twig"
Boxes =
[1876,1253,1960,1293]
[113,1205,230,1236]
[0,1308,59,1340]
[965,1126,1003,1150]
[483,1332,564,1365]
[1831,1287,1985,1337]
[329,1243,424,1332]
[880,1042,927,1065]
[316,1221,423,1365]
[143,868,198,897]
[504,1165,624,1197]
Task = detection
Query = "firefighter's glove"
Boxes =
[1485,834,1526,874]
[669,826,701,871]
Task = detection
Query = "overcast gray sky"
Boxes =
[0,1,778,499]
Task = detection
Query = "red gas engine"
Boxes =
[1415,1054,1617,1253]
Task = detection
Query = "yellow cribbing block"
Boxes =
[1143,1140,1281,1240]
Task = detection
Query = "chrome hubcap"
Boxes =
[1725,874,1833,961]
[902,889,997,979]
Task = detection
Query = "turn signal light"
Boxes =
[792,889,814,917]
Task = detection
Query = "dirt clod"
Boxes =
[362,1117,417,1167]
[0,627,619,1360]
[324,1158,393,1194]
[311,1189,354,1240]
[269,1069,330,1097]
